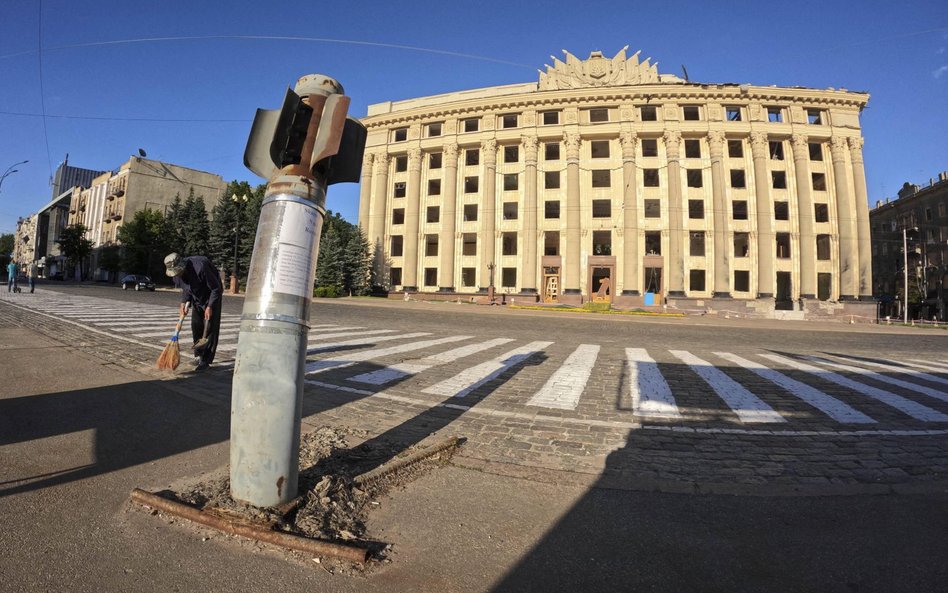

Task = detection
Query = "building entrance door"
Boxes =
[776,271,793,310]
[543,267,560,303]
[591,266,613,303]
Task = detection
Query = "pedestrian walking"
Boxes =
[7,260,17,292]
[28,262,37,293]
[164,252,223,371]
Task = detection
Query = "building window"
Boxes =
[502,232,517,255]
[590,140,610,158]
[640,105,657,121]
[504,145,519,163]
[503,174,518,191]
[689,199,704,219]
[545,171,560,189]
[545,200,560,219]
[429,152,442,169]
[503,202,518,220]
[426,122,442,137]
[776,233,791,258]
[774,201,789,220]
[465,149,479,166]
[390,267,402,286]
[464,176,479,193]
[641,138,658,157]
[501,113,519,128]
[816,234,831,260]
[769,141,784,160]
[501,268,517,288]
[645,231,662,255]
[809,143,823,161]
[426,206,440,223]
[545,142,560,160]
[463,118,479,133]
[682,105,701,121]
[644,199,661,218]
[592,230,611,255]
[730,169,746,188]
[393,182,406,198]
[428,179,441,196]
[685,139,701,158]
[390,235,403,257]
[817,273,832,301]
[545,231,560,255]
[728,140,743,158]
[687,169,703,188]
[733,201,748,220]
[725,106,742,122]
[938,203,946,217]
[425,235,438,256]
[463,204,478,221]
[806,109,824,125]
[812,173,827,191]
[814,203,829,222]
[424,268,437,286]
[461,267,476,287]
[393,127,408,142]
[690,269,706,291]
[542,111,560,125]
[462,234,477,256]
[925,208,933,222]
[734,270,750,292]
[772,171,787,189]
[734,232,749,257]
[392,208,405,225]
[767,107,784,123]
[588,108,609,123]
[690,232,706,257]
[592,199,611,218]
[395,155,408,172]
[591,170,611,188]
[643,169,660,187]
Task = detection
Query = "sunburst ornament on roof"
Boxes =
[538,46,661,90]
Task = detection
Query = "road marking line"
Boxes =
[305,335,472,374]
[825,355,948,388]
[421,341,553,398]
[715,352,875,424]
[670,350,786,423]
[903,359,948,372]
[760,354,948,422]
[348,338,514,385]
[306,332,431,354]
[802,355,948,405]
[626,348,681,419]
[527,344,600,410]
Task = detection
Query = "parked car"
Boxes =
[121,274,156,291]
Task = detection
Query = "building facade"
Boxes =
[359,48,875,319]
[870,172,948,321]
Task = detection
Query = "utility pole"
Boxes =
[903,226,917,325]
[230,74,366,507]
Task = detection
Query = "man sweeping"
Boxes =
[164,252,223,371]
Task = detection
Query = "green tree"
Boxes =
[312,212,374,296]
[315,221,344,292]
[163,195,186,254]
[210,180,264,285]
[56,225,94,280]
[0,232,13,270]
[117,209,169,280]
[181,189,210,256]
[98,244,122,282]
[344,227,373,296]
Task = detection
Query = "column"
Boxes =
[791,134,817,298]
[708,131,730,297]
[750,131,775,298]
[357,152,373,235]
[403,147,422,291]
[521,135,539,294]
[563,131,582,295]
[620,130,640,295]
[478,139,497,291]
[830,136,857,299]
[438,143,459,291]
[664,130,684,296]
[849,136,873,300]
[369,153,389,280]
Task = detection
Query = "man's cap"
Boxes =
[164,253,185,277]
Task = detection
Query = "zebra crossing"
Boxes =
[4,289,948,432]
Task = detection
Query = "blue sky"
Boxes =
[1,0,946,235]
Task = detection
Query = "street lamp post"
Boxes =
[0,160,28,193]
[903,226,917,325]
[231,193,248,294]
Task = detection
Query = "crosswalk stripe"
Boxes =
[903,359,948,372]
[824,355,948,388]
[801,355,948,405]
[348,338,515,386]
[94,320,242,329]
[670,350,786,423]
[422,341,552,398]
[626,348,681,419]
[760,354,948,422]
[306,332,431,354]
[715,352,875,424]
[527,344,600,410]
[305,335,472,374]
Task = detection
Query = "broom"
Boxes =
[157,305,189,370]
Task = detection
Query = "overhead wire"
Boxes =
[36,0,53,183]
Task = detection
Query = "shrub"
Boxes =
[314,285,340,298]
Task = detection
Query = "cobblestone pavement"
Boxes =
[3,287,947,494]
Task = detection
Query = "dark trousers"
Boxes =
[191,301,221,365]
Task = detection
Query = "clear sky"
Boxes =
[1,0,946,235]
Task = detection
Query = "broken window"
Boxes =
[809,143,823,161]
[501,268,517,288]
[724,106,741,121]
[772,171,787,189]
[682,105,701,120]
[816,234,831,260]
[427,122,442,137]
[817,272,832,301]
[502,232,517,256]
[425,235,438,256]
[390,235,403,257]
[591,170,611,188]
[501,113,519,129]
[390,267,402,285]
[391,208,405,225]
[640,105,657,121]
[774,201,789,220]
[733,232,749,257]
[644,199,661,218]
[393,127,408,142]
[690,232,706,257]
[426,206,440,223]
[588,108,609,123]
[544,200,560,219]
[767,107,784,123]
[395,155,407,172]
[428,179,441,196]
[542,111,560,125]
[734,270,750,292]
[690,269,706,291]
[731,169,746,188]
[462,233,477,256]
[689,199,704,219]
[544,231,560,256]
[806,109,824,125]
[728,140,743,158]
[592,230,611,255]
[504,145,519,163]
[733,200,748,220]
[424,268,437,286]
[592,199,611,218]
[464,176,479,193]
[503,174,518,191]
[545,142,560,160]
[685,139,701,158]
[641,138,658,157]
[687,169,703,188]
[393,182,406,198]
[812,173,827,191]
[776,232,791,258]
[769,141,784,160]
[429,152,442,169]
[461,267,476,287]
[591,140,610,158]
[463,204,478,221]
[503,202,518,220]
[463,118,479,133]
[545,171,560,189]
[465,149,479,166]
[645,231,662,255]
[643,168,660,187]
